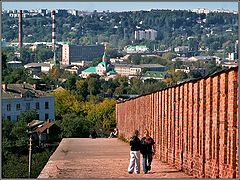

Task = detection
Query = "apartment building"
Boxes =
[134,29,157,41]
[62,44,104,65]
[2,83,55,122]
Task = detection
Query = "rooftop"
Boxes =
[115,63,165,68]
[2,83,53,99]
[82,66,96,73]
[144,71,165,78]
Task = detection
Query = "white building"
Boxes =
[174,46,189,53]
[114,64,165,77]
[6,61,23,69]
[24,63,53,73]
[124,45,149,54]
[64,65,81,75]
[134,29,157,41]
[2,83,55,122]
[145,29,158,41]
[134,30,145,40]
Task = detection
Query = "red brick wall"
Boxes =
[116,68,238,178]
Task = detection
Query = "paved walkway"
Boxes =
[38,138,192,178]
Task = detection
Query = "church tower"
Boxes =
[102,43,108,62]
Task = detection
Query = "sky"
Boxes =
[2,2,238,12]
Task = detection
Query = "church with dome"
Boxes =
[80,45,116,78]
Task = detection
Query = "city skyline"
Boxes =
[3,2,238,12]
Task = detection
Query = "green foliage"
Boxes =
[3,154,29,178]
[2,53,7,70]
[3,68,33,84]
[11,110,37,147]
[2,110,56,178]
[2,10,237,52]
[86,74,101,96]
[84,99,116,137]
[35,47,54,62]
[64,74,78,90]
[128,54,141,65]
[19,48,32,64]
[162,52,177,61]
[3,148,56,178]
[76,79,88,101]
[50,89,83,118]
[59,113,91,137]
[129,77,143,94]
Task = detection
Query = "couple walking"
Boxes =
[128,129,156,174]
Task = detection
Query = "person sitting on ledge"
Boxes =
[108,128,118,138]
[89,129,97,139]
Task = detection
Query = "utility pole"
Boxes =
[28,132,32,178]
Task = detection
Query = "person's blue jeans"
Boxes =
[142,153,153,173]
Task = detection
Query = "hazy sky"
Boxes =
[2,2,238,12]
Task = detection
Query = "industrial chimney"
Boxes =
[18,10,23,48]
[52,10,56,65]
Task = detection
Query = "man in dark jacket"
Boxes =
[128,129,141,174]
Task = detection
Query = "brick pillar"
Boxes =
[192,81,200,177]
[163,90,167,161]
[226,70,238,178]
[155,92,160,160]
[159,91,163,160]
[167,87,173,164]
[183,83,189,172]
[204,77,213,178]
[167,88,172,163]
[187,82,194,175]
[199,79,206,177]
[179,85,184,170]
[212,75,220,178]
[219,72,228,178]
[174,86,180,169]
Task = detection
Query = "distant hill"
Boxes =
[2,9,238,51]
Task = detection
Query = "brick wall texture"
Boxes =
[116,67,238,178]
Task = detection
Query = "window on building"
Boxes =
[7,104,11,111]
[36,114,39,120]
[16,115,19,121]
[26,103,30,110]
[45,113,49,120]
[36,102,40,110]
[45,102,49,109]
[7,116,11,120]
[16,104,21,110]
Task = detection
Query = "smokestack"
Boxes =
[18,10,23,48]
[52,10,56,65]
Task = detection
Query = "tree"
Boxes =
[162,52,177,61]
[64,74,77,91]
[50,89,83,119]
[172,71,188,83]
[129,54,141,65]
[3,68,31,84]
[76,79,88,101]
[129,77,143,94]
[2,53,7,70]
[49,66,62,79]
[35,48,53,62]
[59,113,90,138]
[87,75,101,96]
[85,99,116,137]
[19,48,31,64]
[79,36,91,45]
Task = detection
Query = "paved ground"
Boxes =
[38,138,192,178]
